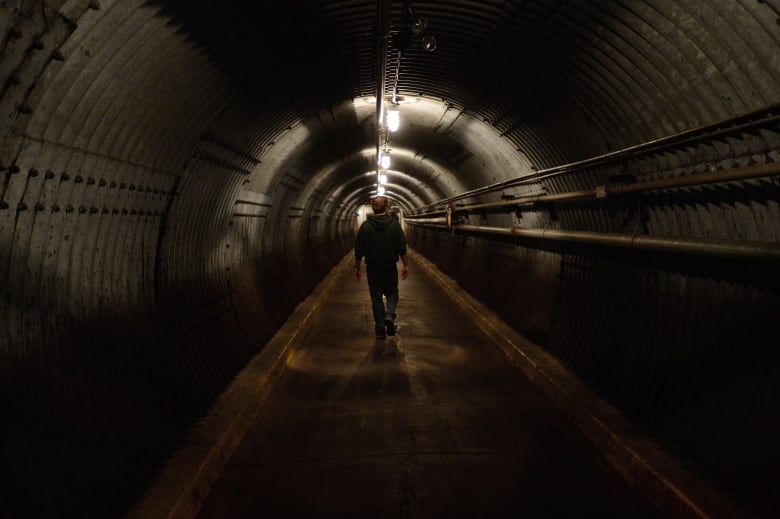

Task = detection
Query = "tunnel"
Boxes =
[1,0,779,517]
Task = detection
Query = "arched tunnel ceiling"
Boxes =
[127,0,780,214]
[254,96,482,217]
[7,0,779,216]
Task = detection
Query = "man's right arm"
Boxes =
[395,223,409,279]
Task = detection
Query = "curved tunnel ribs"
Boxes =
[1,0,779,518]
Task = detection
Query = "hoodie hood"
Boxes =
[367,214,393,231]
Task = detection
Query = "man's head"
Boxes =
[371,196,389,215]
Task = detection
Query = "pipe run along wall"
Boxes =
[408,219,780,518]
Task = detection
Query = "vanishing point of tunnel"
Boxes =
[1,1,779,518]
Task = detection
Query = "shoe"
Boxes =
[384,319,395,336]
[375,325,386,339]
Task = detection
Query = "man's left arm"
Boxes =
[354,256,363,281]
[354,228,364,282]
[397,225,409,279]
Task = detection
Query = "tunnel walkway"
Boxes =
[174,252,661,518]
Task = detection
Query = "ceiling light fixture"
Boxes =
[387,108,400,132]
[422,34,437,52]
[373,0,437,202]
[411,17,427,35]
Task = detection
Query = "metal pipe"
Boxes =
[413,106,780,213]
[408,222,780,262]
[406,161,780,218]
[376,0,390,176]
[406,216,448,225]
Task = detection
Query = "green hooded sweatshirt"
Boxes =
[354,214,407,272]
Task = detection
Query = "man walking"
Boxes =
[354,196,409,339]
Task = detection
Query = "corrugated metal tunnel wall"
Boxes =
[1,1,778,517]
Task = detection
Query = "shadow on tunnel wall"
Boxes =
[409,227,780,516]
[0,83,355,519]
[0,1,357,515]
[0,214,351,519]
[141,0,352,106]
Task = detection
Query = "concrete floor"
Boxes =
[194,255,658,518]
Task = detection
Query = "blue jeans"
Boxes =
[367,268,399,332]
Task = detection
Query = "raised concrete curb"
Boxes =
[126,256,352,519]
[411,251,752,519]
